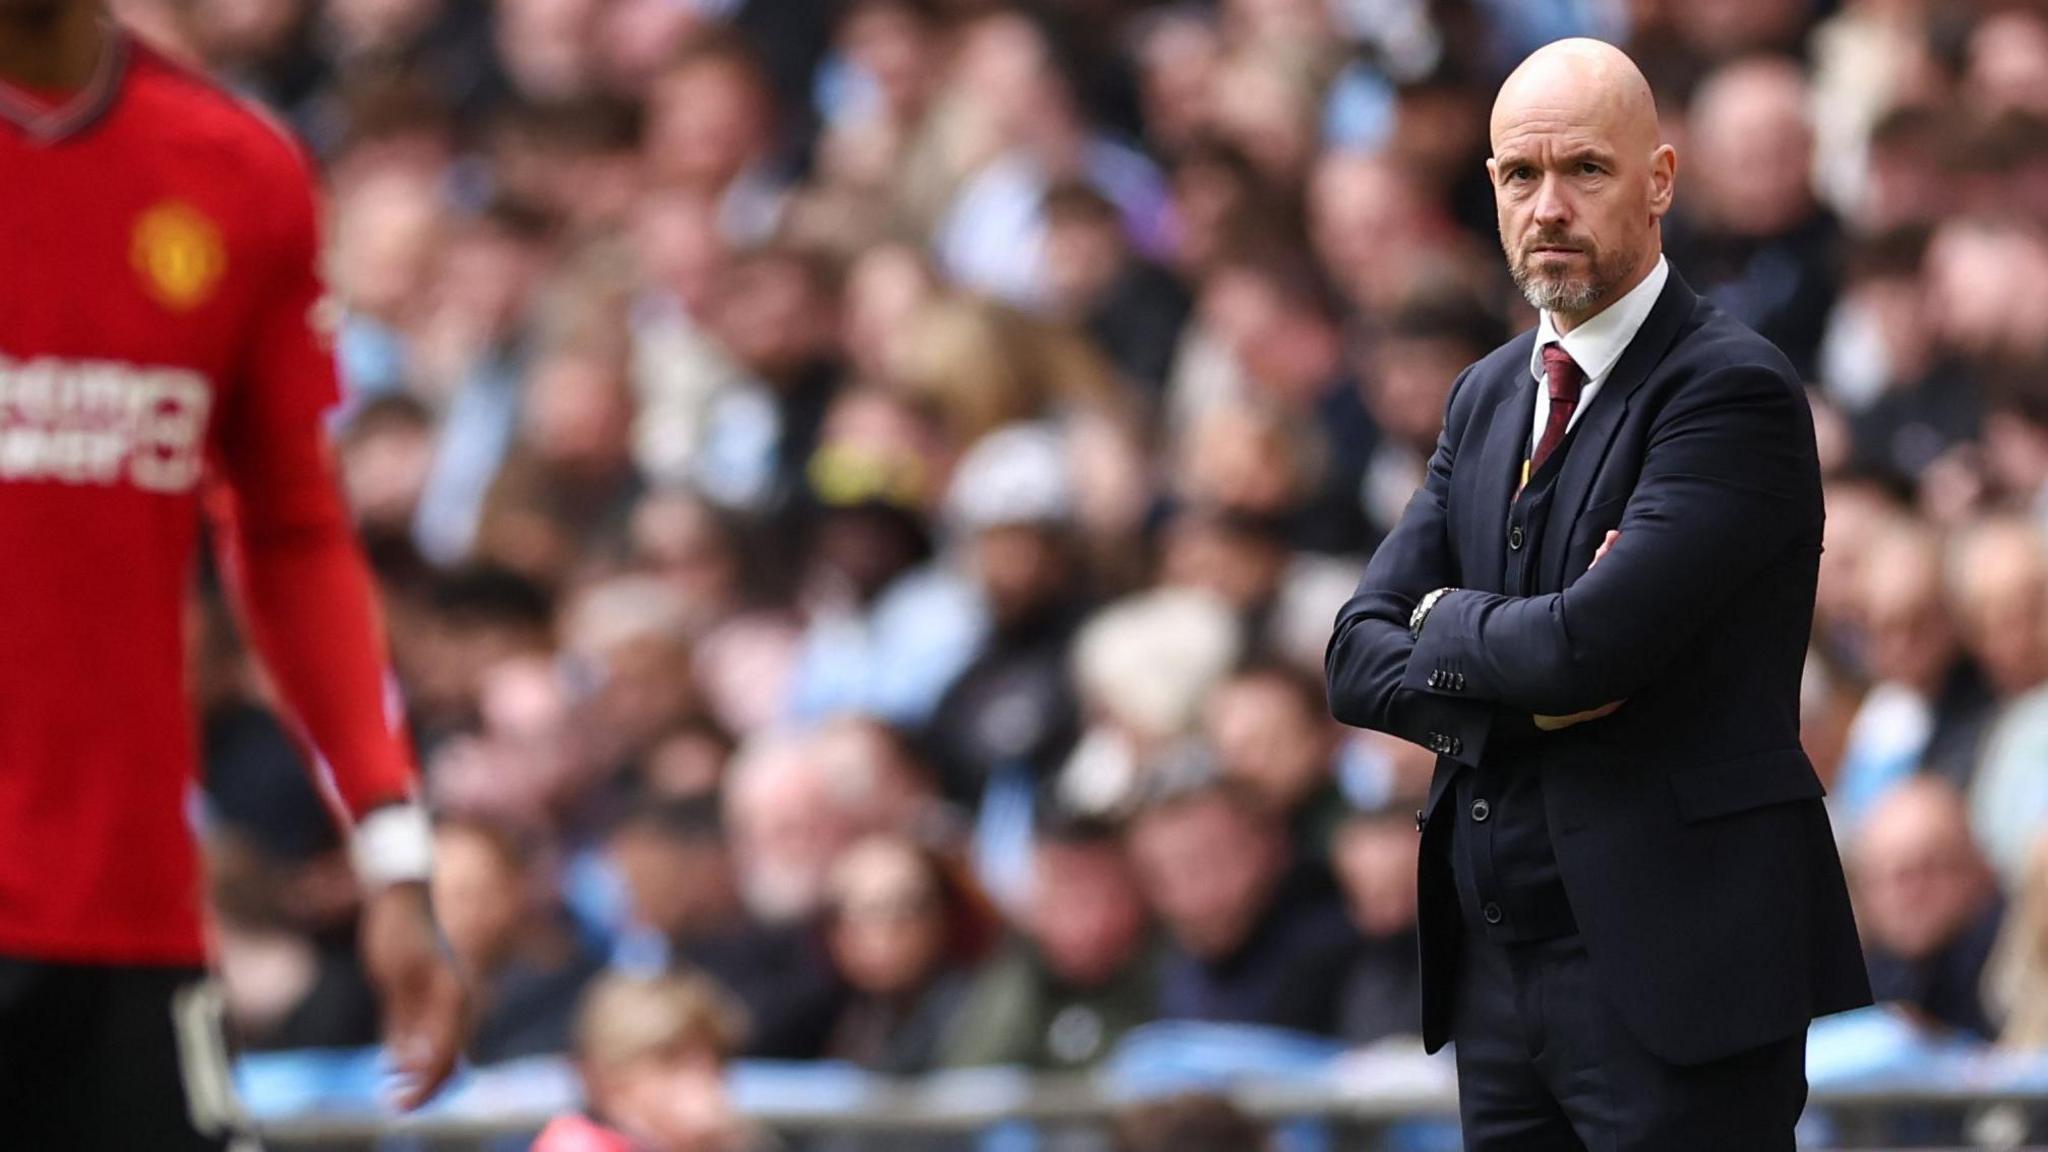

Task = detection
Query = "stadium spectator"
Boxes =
[943,814,1158,1070]
[1969,672,2048,893]
[1330,800,1425,1047]
[338,395,441,536]
[1041,181,1191,392]
[433,817,606,1064]
[1669,55,1839,379]
[822,835,995,1073]
[1348,295,1508,546]
[534,970,760,1152]
[1987,836,2048,1050]
[1946,516,2048,703]
[1202,662,1345,876]
[924,422,1089,807]
[1126,776,1352,1035]
[1113,1093,1270,1152]
[1058,587,1243,819]
[400,564,557,755]
[784,392,988,728]
[722,731,872,925]
[1834,522,1995,822]
[608,796,845,1060]
[1854,778,2006,1039]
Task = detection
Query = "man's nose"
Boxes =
[1533,174,1572,228]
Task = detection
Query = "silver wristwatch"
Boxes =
[1409,587,1456,638]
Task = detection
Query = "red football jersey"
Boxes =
[0,31,411,963]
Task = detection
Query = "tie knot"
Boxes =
[1540,343,1584,402]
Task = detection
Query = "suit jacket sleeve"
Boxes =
[1325,366,1498,768]
[1402,363,1819,717]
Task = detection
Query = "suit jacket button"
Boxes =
[1427,671,1443,689]
[1453,673,1466,690]
[1482,902,1504,925]
[1471,798,1491,822]
[1508,524,1525,551]
[1448,737,1462,755]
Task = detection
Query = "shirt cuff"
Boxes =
[351,801,434,888]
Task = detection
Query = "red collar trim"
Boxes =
[0,25,127,143]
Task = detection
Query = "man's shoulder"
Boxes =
[125,42,314,189]
[1667,289,1803,387]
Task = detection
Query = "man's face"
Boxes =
[1855,788,1991,962]
[1955,531,2048,697]
[1489,93,1671,318]
[1206,676,1331,815]
[1028,841,1146,987]
[1333,817,1419,939]
[973,525,1065,626]
[431,828,526,974]
[724,751,857,923]
[1129,797,1279,961]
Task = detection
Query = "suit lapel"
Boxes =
[1539,270,1700,591]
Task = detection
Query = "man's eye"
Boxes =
[1508,167,1535,182]
[1578,162,1603,176]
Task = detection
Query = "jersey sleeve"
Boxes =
[208,137,417,826]
[232,133,341,444]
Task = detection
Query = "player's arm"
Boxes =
[1402,364,1820,717]
[208,139,463,1109]
[1325,366,1497,767]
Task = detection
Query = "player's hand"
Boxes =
[360,882,467,1110]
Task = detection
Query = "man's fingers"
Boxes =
[387,969,464,1111]
[1533,698,1626,731]
[1590,530,1621,567]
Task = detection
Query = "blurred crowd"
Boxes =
[123,0,2048,1120]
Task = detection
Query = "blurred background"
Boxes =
[115,0,2048,1146]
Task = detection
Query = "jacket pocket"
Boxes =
[1666,748,1824,824]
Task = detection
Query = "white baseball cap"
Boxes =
[946,421,1074,531]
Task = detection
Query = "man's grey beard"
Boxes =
[1510,240,1640,316]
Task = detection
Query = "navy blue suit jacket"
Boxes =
[1325,269,1871,1065]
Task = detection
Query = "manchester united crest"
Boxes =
[131,202,225,311]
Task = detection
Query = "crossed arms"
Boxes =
[1324,361,1818,762]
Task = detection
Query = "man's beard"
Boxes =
[1509,233,1640,316]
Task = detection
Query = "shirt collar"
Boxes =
[1529,255,1670,387]
[0,25,128,145]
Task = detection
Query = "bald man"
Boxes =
[1326,40,1869,1150]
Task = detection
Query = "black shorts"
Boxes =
[0,956,256,1151]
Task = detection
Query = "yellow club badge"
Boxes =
[132,202,226,311]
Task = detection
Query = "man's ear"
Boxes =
[1648,144,1677,218]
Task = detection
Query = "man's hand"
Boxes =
[1534,700,1624,730]
[360,882,467,1110]
[1591,529,1619,568]
[1533,532,1625,731]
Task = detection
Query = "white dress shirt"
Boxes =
[1526,255,1670,457]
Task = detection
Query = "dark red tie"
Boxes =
[1532,343,1585,476]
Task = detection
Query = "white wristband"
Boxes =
[351,802,434,888]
